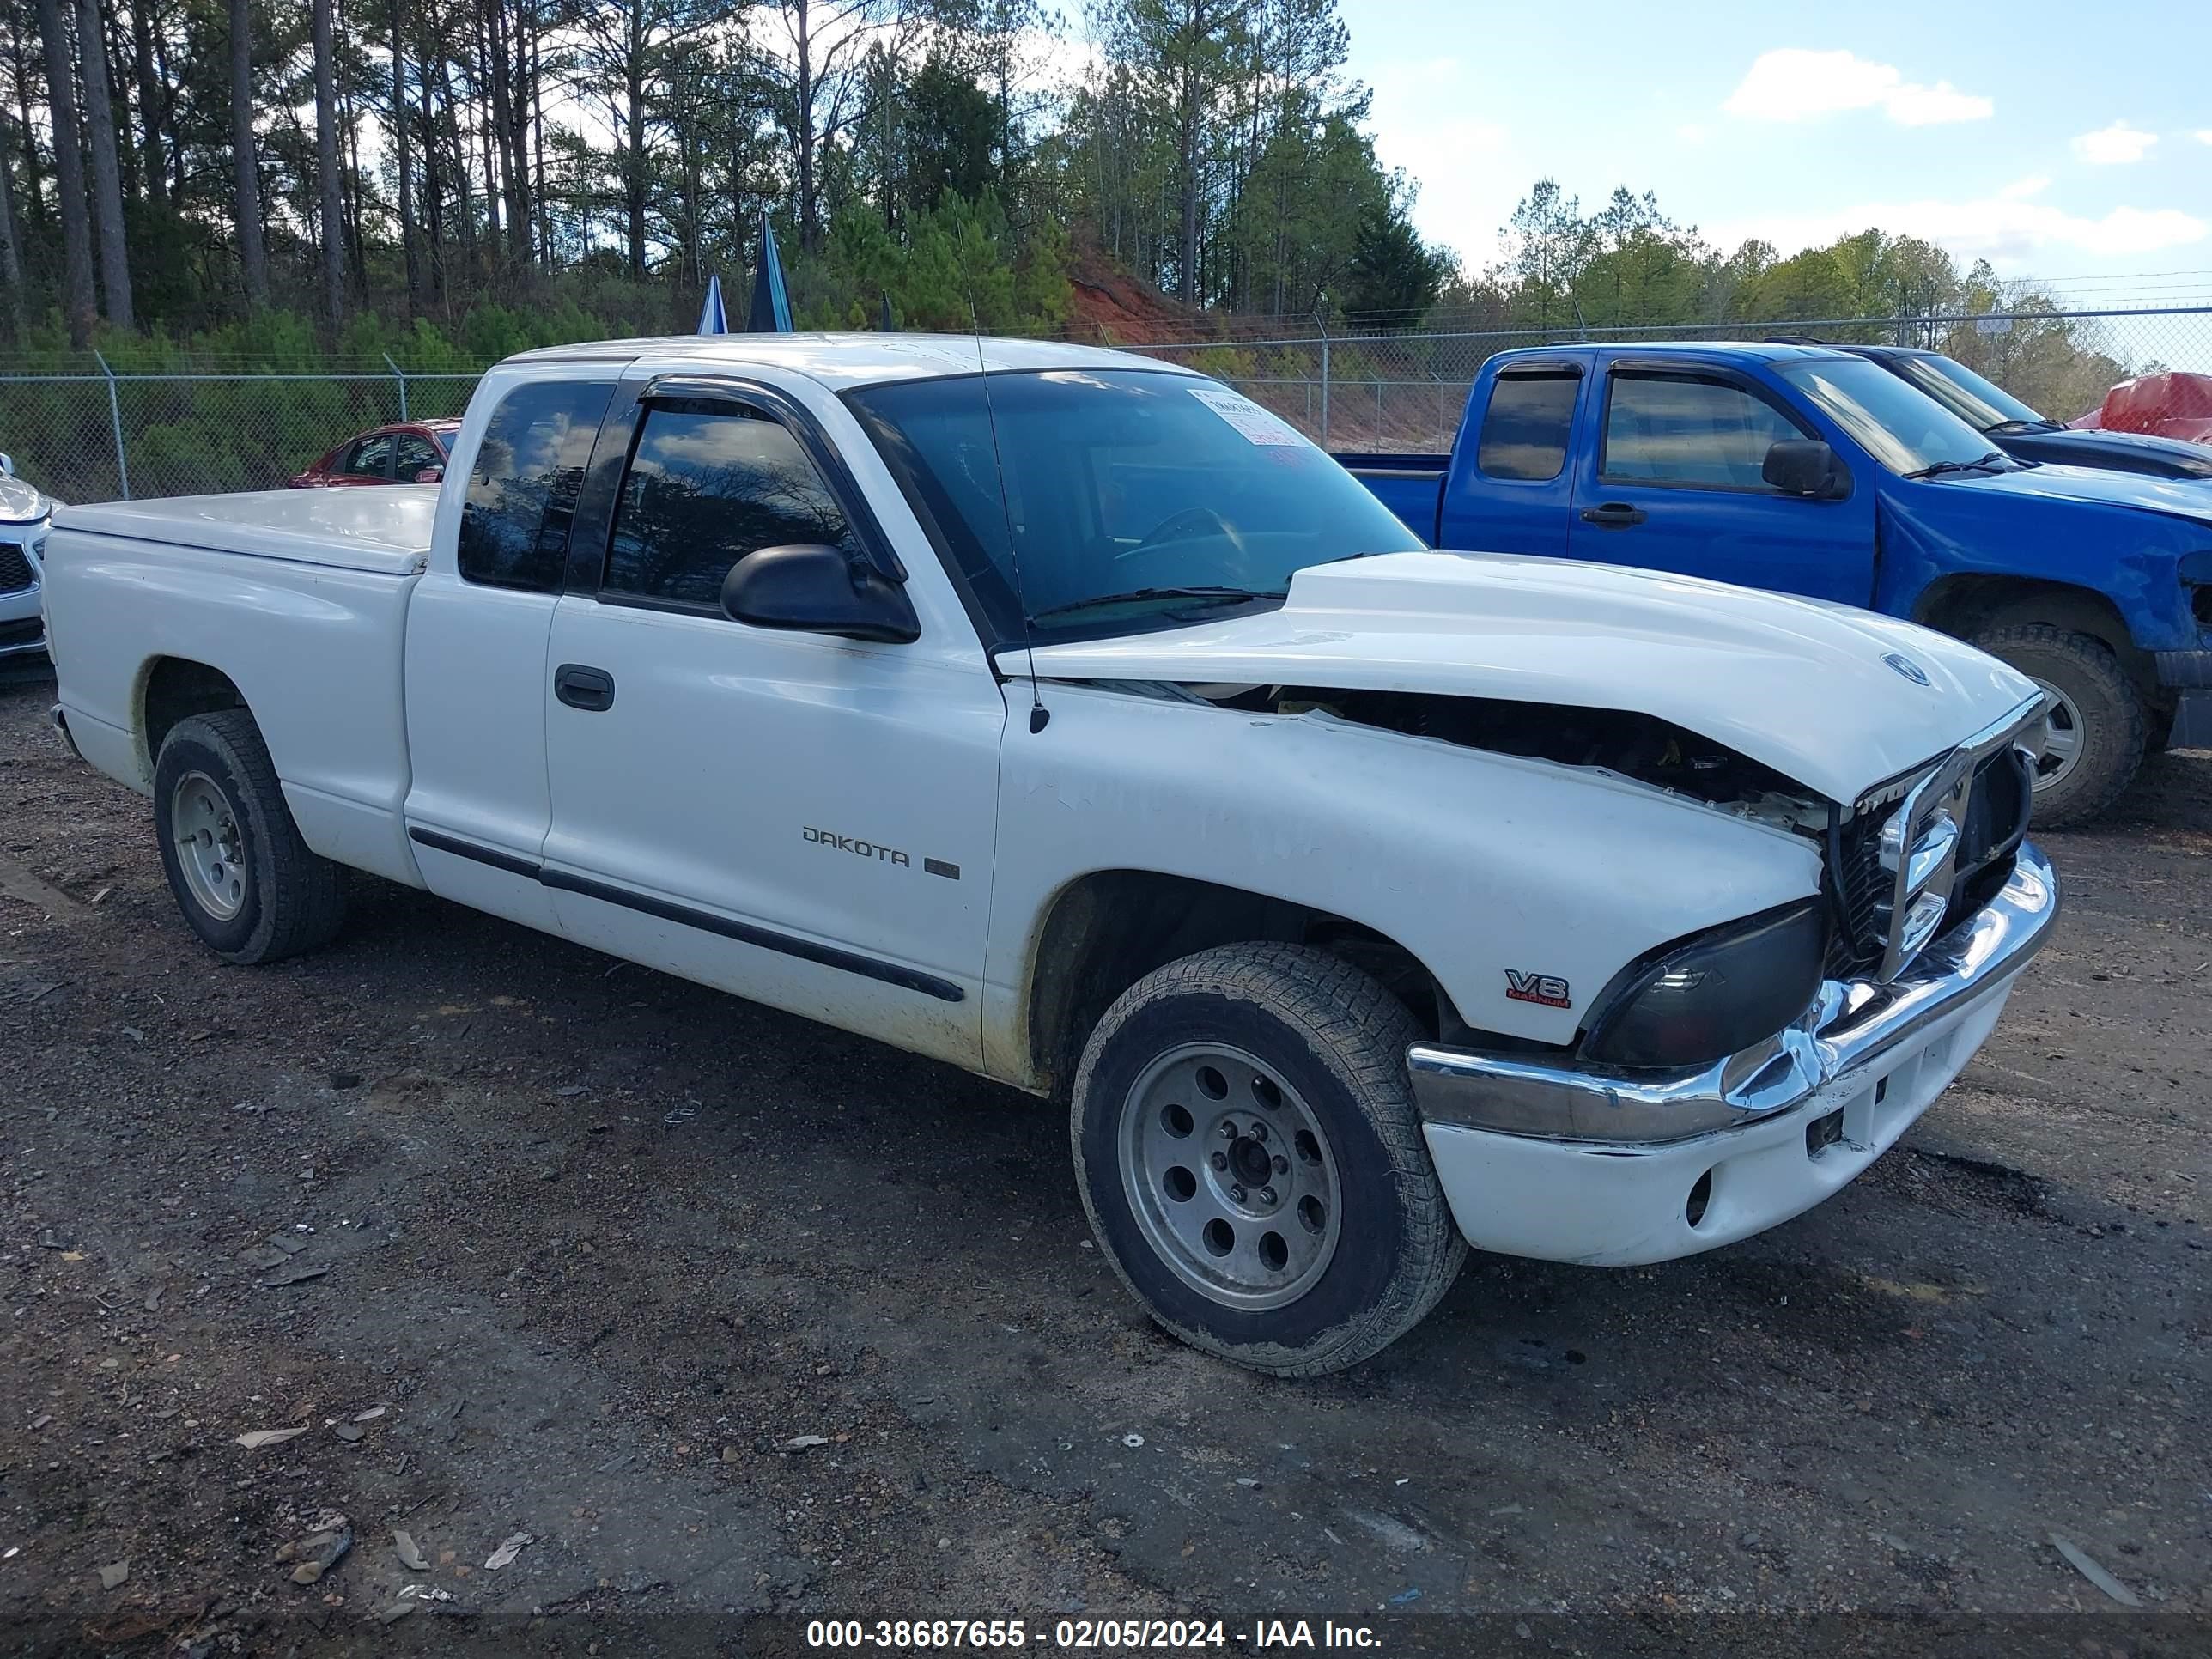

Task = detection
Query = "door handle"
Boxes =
[1579,502,1648,528]
[554,663,615,712]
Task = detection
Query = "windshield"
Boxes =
[1777,357,2009,476]
[1887,354,2047,430]
[847,368,1424,641]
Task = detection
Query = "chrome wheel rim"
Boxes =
[1117,1042,1342,1311]
[170,770,248,921]
[2032,679,2084,791]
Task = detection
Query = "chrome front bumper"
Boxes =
[1409,841,2058,1146]
[1406,843,2057,1265]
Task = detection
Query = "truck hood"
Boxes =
[2004,426,2212,481]
[1003,551,2040,805]
[1933,459,2212,524]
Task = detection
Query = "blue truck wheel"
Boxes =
[1973,624,2148,828]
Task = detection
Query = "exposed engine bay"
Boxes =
[1171,683,1834,837]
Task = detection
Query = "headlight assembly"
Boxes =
[1580,900,1827,1071]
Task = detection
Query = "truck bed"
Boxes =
[1331,452,1444,545]
[56,487,438,576]
[44,487,433,889]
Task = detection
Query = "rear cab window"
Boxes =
[456,380,616,591]
[1476,369,1582,481]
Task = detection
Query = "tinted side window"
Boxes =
[393,434,441,478]
[1601,374,1808,489]
[1476,373,1579,481]
[604,401,860,609]
[346,434,397,478]
[457,380,615,591]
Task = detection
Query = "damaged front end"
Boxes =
[1175,678,2046,1013]
[1383,689,2059,1265]
[1182,681,1836,835]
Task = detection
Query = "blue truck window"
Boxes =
[1477,372,1579,482]
[1601,374,1808,489]
[456,380,616,592]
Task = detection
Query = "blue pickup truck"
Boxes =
[1346,342,2212,825]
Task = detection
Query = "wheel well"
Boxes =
[1025,871,1449,1099]
[143,658,247,763]
[1912,576,2150,686]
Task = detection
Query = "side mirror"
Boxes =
[1763,439,1849,499]
[413,465,444,484]
[0,453,13,477]
[720,544,920,645]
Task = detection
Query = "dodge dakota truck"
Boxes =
[41,334,2058,1375]
[1346,341,2212,825]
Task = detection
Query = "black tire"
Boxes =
[1972,624,2147,830]
[152,709,347,964]
[1071,943,1465,1376]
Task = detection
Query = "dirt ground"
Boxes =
[0,668,2206,1653]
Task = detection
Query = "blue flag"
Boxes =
[696,274,728,335]
[749,212,794,332]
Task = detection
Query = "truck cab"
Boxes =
[1347,342,2212,825]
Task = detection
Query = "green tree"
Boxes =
[1340,202,1446,327]
[1500,180,1591,329]
[904,52,999,216]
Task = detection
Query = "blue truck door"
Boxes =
[1565,356,1877,605]
[1434,353,1592,556]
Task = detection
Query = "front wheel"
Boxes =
[1071,944,1465,1376]
[1972,624,2148,829]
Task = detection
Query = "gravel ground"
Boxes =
[0,669,2205,1651]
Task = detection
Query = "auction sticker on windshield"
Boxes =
[1188,386,1304,446]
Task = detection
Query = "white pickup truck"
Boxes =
[42,334,2058,1374]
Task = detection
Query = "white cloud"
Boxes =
[2072,121,2158,165]
[1374,114,1516,267]
[1882,81,1996,126]
[2194,129,2212,145]
[1675,122,1710,146]
[1723,48,1992,125]
[1712,189,2206,265]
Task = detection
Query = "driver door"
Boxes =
[538,380,1002,1070]
[1565,359,1876,605]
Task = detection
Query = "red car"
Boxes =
[2068,370,2212,448]
[288,420,461,488]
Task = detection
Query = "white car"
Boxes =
[0,454,52,664]
[38,335,2058,1374]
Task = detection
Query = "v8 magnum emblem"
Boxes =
[1504,969,1572,1009]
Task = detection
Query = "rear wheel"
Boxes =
[1071,944,1464,1376]
[153,709,346,963]
[1972,624,2147,829]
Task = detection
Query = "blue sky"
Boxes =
[1340,0,2212,294]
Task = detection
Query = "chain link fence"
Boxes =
[0,365,480,503]
[1119,306,2212,453]
[2,307,2207,502]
